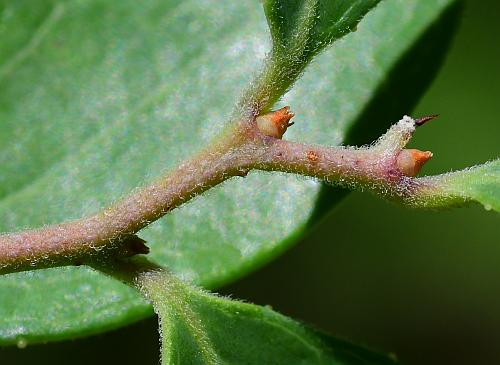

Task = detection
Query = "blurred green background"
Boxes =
[1,0,499,364]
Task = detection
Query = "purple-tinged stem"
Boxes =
[0,112,439,275]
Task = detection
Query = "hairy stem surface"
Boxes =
[0,113,458,275]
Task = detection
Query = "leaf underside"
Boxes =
[430,159,500,212]
[264,0,380,59]
[0,0,458,344]
[141,271,399,365]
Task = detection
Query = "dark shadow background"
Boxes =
[1,0,499,364]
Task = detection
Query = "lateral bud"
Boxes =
[122,235,150,256]
[396,149,433,177]
[256,106,295,139]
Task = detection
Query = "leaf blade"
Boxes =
[140,271,399,365]
[417,159,500,212]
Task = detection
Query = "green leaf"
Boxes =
[418,159,500,212]
[264,0,380,54]
[140,270,398,365]
[0,0,459,344]
[246,0,381,110]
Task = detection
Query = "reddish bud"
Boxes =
[396,149,433,177]
[256,106,295,139]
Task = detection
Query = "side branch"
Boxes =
[254,114,435,203]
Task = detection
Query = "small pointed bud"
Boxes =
[396,149,433,177]
[256,106,295,139]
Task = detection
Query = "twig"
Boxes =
[0,110,446,274]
